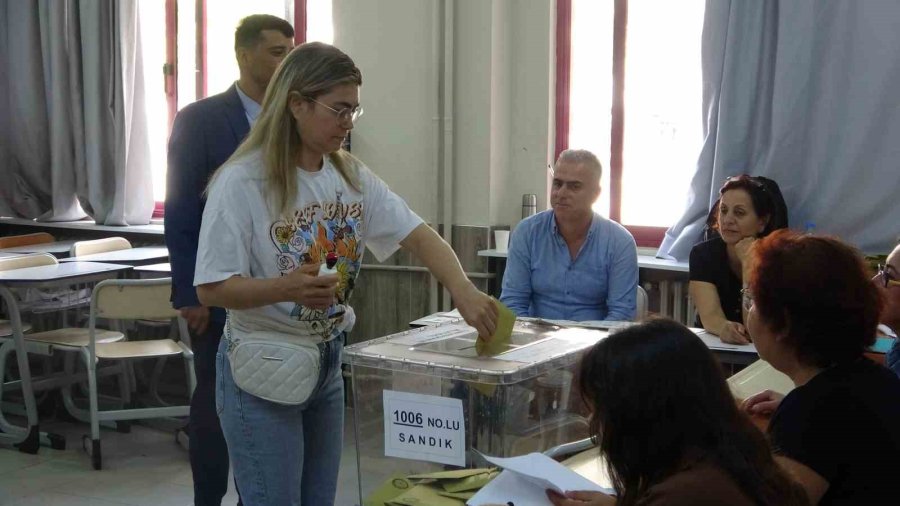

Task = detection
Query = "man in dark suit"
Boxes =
[165,15,293,506]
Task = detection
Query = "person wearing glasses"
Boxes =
[193,42,499,505]
[165,14,294,505]
[501,149,638,322]
[876,242,900,377]
[688,175,788,344]
[741,231,900,505]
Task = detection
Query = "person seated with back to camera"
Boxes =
[689,174,788,344]
[741,231,900,505]
[500,149,638,322]
[546,319,808,506]
[875,240,900,378]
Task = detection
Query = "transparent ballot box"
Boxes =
[343,319,611,503]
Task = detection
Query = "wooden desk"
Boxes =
[59,246,169,266]
[0,240,76,257]
[0,261,132,452]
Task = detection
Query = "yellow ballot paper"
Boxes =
[441,469,500,493]
[407,467,499,493]
[363,474,413,506]
[407,468,496,481]
[386,484,466,506]
[367,469,501,505]
[475,299,515,357]
[438,490,477,500]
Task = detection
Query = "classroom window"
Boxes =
[563,0,705,246]
[141,0,334,203]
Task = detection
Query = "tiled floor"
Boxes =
[0,411,362,506]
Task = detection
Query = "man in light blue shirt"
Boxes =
[501,149,638,321]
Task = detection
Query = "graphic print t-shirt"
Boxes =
[194,151,423,339]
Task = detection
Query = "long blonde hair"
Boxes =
[208,42,363,219]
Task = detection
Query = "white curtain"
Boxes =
[659,0,900,260]
[0,0,153,225]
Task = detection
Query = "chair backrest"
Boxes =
[91,278,179,321]
[71,237,132,257]
[0,253,58,271]
[635,285,649,322]
[0,232,54,249]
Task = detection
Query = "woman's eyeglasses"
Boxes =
[308,98,364,125]
[876,264,900,288]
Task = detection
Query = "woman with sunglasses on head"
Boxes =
[689,175,788,344]
[742,231,900,504]
[193,42,498,505]
[548,319,807,506]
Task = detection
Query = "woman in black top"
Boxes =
[742,231,900,505]
[689,175,787,343]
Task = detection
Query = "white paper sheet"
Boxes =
[467,469,551,506]
[692,329,758,354]
[441,308,463,318]
[468,452,613,506]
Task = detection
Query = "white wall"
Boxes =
[334,0,439,223]
[505,0,555,226]
[334,0,554,227]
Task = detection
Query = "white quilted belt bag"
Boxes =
[225,310,330,406]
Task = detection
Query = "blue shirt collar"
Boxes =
[550,211,600,242]
[235,82,262,125]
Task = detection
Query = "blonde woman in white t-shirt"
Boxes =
[194,42,499,505]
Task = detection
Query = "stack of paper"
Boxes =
[727,359,794,401]
[365,468,499,506]
[468,453,613,506]
[693,329,758,354]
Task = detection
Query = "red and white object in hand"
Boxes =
[318,252,338,276]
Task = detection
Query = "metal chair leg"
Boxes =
[0,339,37,443]
[83,348,102,470]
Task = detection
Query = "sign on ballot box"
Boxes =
[382,390,466,467]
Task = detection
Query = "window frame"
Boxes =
[556,0,670,247]
[164,0,308,127]
[155,0,308,215]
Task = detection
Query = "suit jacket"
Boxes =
[164,84,250,324]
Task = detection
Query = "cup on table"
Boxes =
[494,230,510,253]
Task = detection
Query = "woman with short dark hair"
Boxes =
[743,231,900,504]
[548,319,807,506]
[689,175,788,344]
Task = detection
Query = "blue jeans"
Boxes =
[216,337,344,506]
